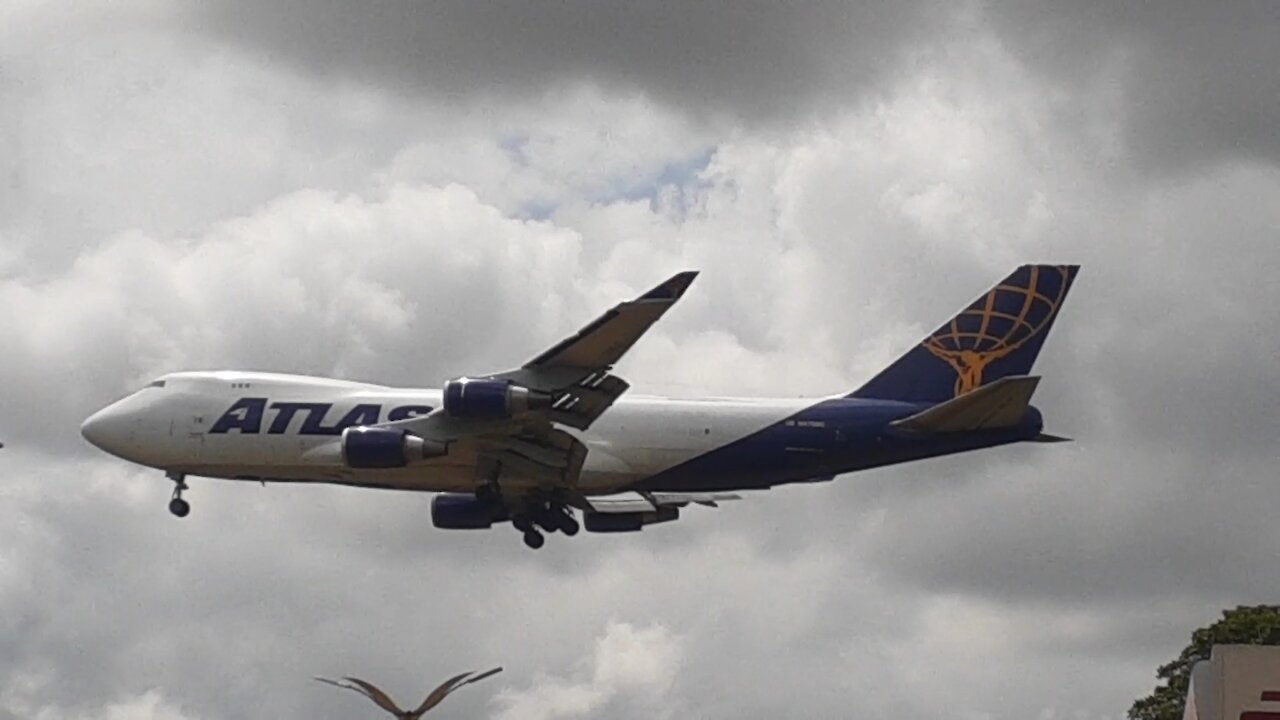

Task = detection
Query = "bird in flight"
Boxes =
[315,667,503,718]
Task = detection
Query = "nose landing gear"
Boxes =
[167,471,190,518]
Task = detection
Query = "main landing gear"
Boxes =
[478,462,578,550]
[167,471,190,518]
[512,501,580,550]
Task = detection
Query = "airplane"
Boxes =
[81,265,1079,549]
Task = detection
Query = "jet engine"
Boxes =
[442,378,552,419]
[431,493,509,529]
[340,426,447,469]
[582,506,679,533]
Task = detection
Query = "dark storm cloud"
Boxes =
[187,0,941,122]
[989,1,1280,174]
[189,0,1280,174]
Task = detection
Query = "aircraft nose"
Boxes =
[81,404,132,454]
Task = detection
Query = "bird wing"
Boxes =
[313,676,406,715]
[412,667,503,714]
[464,667,504,685]
[411,672,474,715]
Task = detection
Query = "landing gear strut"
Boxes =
[559,512,581,537]
[167,471,190,518]
[479,462,577,549]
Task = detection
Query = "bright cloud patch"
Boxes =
[494,622,684,720]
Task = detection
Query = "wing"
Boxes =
[413,667,503,715]
[342,677,408,715]
[465,666,504,684]
[493,270,698,430]
[411,672,473,715]
[314,677,406,715]
[385,273,697,493]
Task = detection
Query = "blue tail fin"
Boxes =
[850,265,1079,403]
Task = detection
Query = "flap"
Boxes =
[585,491,742,513]
[585,492,656,513]
[547,371,630,430]
[649,491,742,508]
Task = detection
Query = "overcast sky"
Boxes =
[2,2,1278,718]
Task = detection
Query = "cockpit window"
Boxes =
[148,380,166,388]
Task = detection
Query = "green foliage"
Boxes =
[1129,606,1280,720]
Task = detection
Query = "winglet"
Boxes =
[638,270,699,301]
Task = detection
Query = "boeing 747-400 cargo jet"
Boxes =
[82,265,1078,549]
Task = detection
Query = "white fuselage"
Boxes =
[82,371,814,495]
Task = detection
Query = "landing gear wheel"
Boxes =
[522,530,545,550]
[560,514,580,536]
[166,471,190,518]
[534,509,560,534]
[512,514,533,533]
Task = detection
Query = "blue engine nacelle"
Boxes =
[583,506,680,533]
[341,427,448,469]
[443,378,552,419]
[431,493,509,529]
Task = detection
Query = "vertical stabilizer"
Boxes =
[850,265,1079,403]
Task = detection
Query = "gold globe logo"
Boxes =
[923,265,1074,396]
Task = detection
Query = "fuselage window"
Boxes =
[148,380,166,388]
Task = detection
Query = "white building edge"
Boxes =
[1185,645,1280,720]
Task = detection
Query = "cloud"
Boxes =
[180,0,1280,177]
[0,184,585,452]
[988,1,1280,174]
[185,0,945,125]
[493,622,683,720]
[13,690,204,720]
[2,3,1280,720]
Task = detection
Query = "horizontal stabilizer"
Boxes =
[1032,432,1072,443]
[891,376,1041,433]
